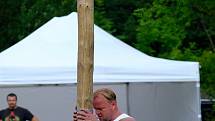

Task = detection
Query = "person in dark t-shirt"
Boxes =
[0,93,39,121]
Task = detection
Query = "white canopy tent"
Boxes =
[0,12,201,121]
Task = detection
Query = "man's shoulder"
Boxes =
[0,108,9,117]
[115,113,136,121]
[0,108,9,112]
[121,117,136,121]
[16,106,33,115]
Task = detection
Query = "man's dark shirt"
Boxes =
[0,106,33,121]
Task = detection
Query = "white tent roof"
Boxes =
[0,12,200,85]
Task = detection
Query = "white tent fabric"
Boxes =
[0,12,199,85]
[0,12,201,121]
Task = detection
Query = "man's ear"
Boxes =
[111,100,117,109]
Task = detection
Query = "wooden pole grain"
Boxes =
[77,0,94,111]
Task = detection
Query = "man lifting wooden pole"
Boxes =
[77,0,94,112]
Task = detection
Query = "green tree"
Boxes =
[185,0,215,52]
[18,0,76,40]
[199,51,215,98]
[94,0,114,33]
[0,0,23,52]
[0,0,76,53]
[97,0,146,46]
[134,0,192,57]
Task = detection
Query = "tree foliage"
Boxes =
[0,0,76,52]
[200,51,215,98]
[134,0,192,57]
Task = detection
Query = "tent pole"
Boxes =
[77,0,94,112]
